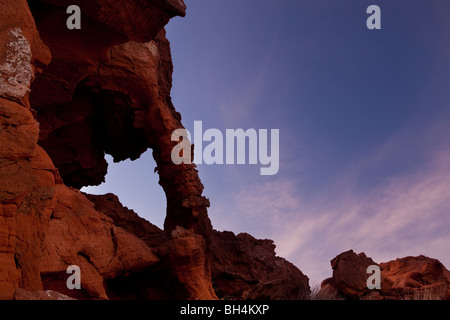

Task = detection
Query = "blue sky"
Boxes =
[84,0,450,285]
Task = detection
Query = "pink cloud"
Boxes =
[213,114,450,285]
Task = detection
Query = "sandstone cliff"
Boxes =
[0,0,310,300]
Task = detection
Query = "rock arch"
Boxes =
[27,0,212,240]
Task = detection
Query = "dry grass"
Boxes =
[309,283,343,300]
[309,283,448,300]
[308,283,321,300]
[409,285,448,300]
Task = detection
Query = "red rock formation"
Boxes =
[4,0,449,302]
[84,193,162,242]
[210,231,310,300]
[87,194,311,300]
[325,250,377,299]
[28,0,212,242]
[0,0,312,301]
[0,0,214,300]
[40,185,160,300]
[0,0,52,298]
[87,193,217,300]
[379,256,450,300]
[317,250,450,300]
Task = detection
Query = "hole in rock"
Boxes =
[81,151,166,229]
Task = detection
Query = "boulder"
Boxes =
[211,231,310,300]
[318,250,450,300]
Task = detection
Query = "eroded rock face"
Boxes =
[4,0,449,302]
[87,193,217,300]
[328,250,377,298]
[86,194,312,300]
[0,0,214,300]
[40,185,160,299]
[29,0,212,242]
[317,250,450,300]
[0,0,312,301]
[211,231,311,300]
[0,28,33,101]
[30,0,212,294]
[379,256,450,300]
[0,4,49,292]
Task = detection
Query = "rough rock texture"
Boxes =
[0,84,51,298]
[29,0,212,241]
[40,185,160,300]
[317,250,450,300]
[85,193,162,243]
[379,256,450,300]
[3,0,447,301]
[14,287,75,300]
[0,28,33,101]
[87,193,216,300]
[0,0,213,300]
[324,250,377,299]
[210,231,310,300]
[0,0,311,300]
[0,0,51,73]
[87,194,310,300]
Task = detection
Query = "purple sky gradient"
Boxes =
[84,0,450,285]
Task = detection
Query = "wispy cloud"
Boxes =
[216,54,272,128]
[213,113,450,285]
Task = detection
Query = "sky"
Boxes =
[83,0,450,285]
